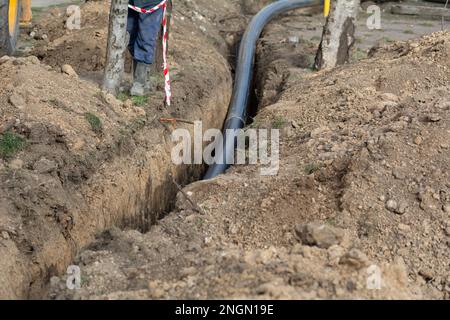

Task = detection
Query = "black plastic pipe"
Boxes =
[204,0,322,180]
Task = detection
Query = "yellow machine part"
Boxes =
[8,0,19,35]
[324,0,330,17]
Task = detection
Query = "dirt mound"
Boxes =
[29,1,109,76]
[1,0,448,300]
[47,29,450,299]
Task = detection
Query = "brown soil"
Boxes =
[1,0,449,300]
[46,9,450,299]
[0,0,252,299]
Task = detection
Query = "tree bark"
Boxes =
[315,0,360,71]
[103,0,129,95]
[20,0,32,23]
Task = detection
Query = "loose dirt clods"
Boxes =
[1,0,449,300]
[48,15,449,300]
[0,0,240,298]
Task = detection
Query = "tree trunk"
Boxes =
[103,0,129,95]
[21,0,32,23]
[315,0,360,70]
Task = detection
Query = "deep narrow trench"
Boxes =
[130,5,263,233]
[132,30,248,234]
[131,165,207,233]
[78,6,250,236]
[5,0,448,302]
[22,2,246,299]
[141,19,266,234]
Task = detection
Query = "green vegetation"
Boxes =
[0,132,25,159]
[272,116,287,129]
[117,92,130,102]
[403,29,415,35]
[418,22,434,27]
[325,217,337,226]
[80,274,90,287]
[131,95,148,106]
[84,112,103,133]
[352,48,367,62]
[118,92,152,106]
[127,116,147,133]
[304,162,321,175]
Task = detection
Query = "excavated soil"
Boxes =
[0,0,255,299]
[46,9,450,299]
[1,0,449,300]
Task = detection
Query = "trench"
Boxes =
[124,0,323,235]
[1,0,321,299]
[73,0,321,294]
[6,0,447,301]
[205,0,321,179]
[1,0,233,298]
[28,1,238,298]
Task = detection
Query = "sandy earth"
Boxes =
[0,0,244,299]
[0,0,449,299]
[46,29,450,299]
[46,3,450,300]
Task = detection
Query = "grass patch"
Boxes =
[325,217,336,226]
[127,116,147,133]
[84,113,103,133]
[418,22,434,27]
[117,92,130,102]
[381,37,394,43]
[352,48,367,61]
[80,275,89,286]
[272,116,287,129]
[119,92,155,104]
[403,29,415,35]
[304,163,321,175]
[0,132,25,159]
[195,217,205,228]
[131,95,148,106]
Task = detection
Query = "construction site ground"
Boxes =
[0,0,448,299]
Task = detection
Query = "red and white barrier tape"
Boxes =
[128,0,171,106]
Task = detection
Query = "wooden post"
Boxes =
[315,0,360,70]
[103,0,129,95]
